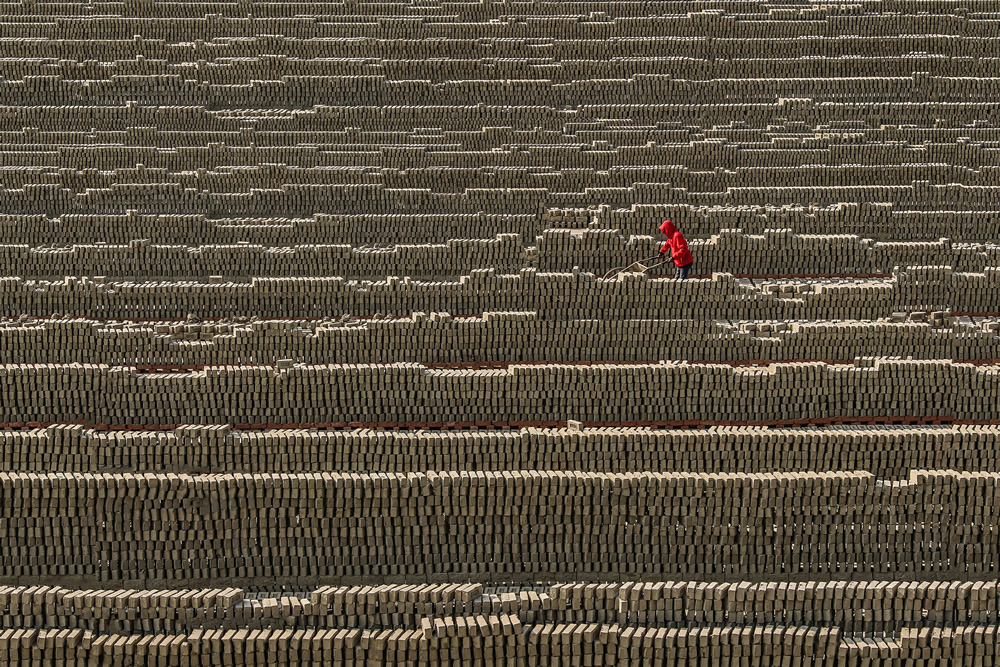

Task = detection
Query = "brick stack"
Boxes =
[1,314,998,364]
[538,228,1000,276]
[0,236,525,281]
[2,268,999,319]
[5,424,999,479]
[0,470,997,586]
[2,359,999,425]
[2,0,999,664]
[0,582,999,665]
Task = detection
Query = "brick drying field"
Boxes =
[2,0,1000,665]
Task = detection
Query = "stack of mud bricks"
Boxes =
[0,581,998,665]
[538,228,1000,276]
[4,424,1000,480]
[0,471,996,585]
[0,212,544,247]
[5,206,999,253]
[605,204,1000,242]
[3,268,1000,319]
[2,314,999,365]
[0,235,524,281]
[1,359,999,425]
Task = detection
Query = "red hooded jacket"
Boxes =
[659,220,693,267]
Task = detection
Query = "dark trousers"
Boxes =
[674,262,692,280]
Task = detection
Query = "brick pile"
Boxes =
[539,228,1000,276]
[4,424,998,479]
[0,236,524,281]
[0,470,996,586]
[3,268,999,319]
[3,315,997,365]
[7,231,1000,282]
[6,205,999,247]
[2,581,999,665]
[2,359,998,425]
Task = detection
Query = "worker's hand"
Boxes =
[658,249,666,258]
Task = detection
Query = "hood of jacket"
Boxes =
[660,220,677,236]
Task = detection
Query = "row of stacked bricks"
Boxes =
[3,207,999,246]
[2,314,1000,365]
[3,0,1000,664]
[0,470,997,584]
[1,268,999,318]
[2,424,999,478]
[1,582,1000,665]
[1,359,999,425]
[2,231,999,280]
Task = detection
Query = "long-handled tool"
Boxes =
[602,255,671,279]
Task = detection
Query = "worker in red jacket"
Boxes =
[658,220,694,279]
